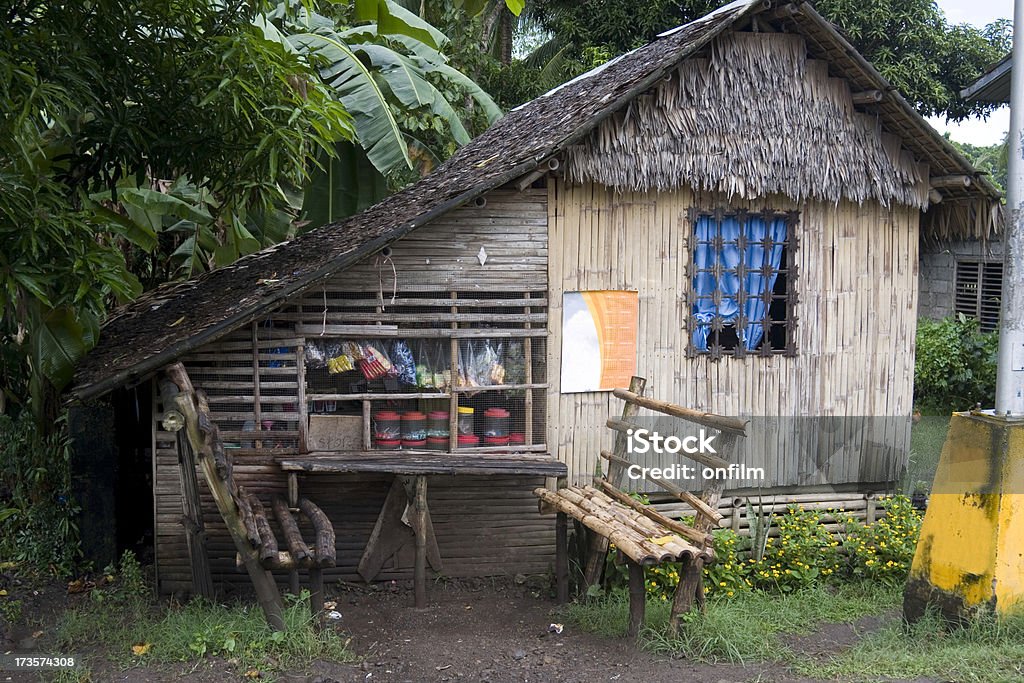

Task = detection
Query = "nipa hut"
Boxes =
[69,0,1002,594]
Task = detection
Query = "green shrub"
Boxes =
[0,412,80,575]
[733,507,836,591]
[841,496,923,585]
[914,314,998,413]
[602,497,920,599]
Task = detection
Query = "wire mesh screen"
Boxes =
[183,320,301,456]
[288,286,548,453]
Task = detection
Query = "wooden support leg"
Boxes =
[583,376,647,593]
[411,475,428,609]
[289,569,300,596]
[627,560,645,638]
[555,512,569,604]
[668,558,704,638]
[309,567,324,631]
[288,472,298,508]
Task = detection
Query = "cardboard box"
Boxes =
[307,415,363,451]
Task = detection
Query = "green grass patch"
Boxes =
[562,582,900,665]
[906,416,950,492]
[799,611,1024,683]
[55,553,353,680]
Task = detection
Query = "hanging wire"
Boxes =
[320,286,327,336]
[376,254,397,309]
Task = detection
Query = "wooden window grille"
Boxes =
[686,208,799,360]
[954,259,1003,332]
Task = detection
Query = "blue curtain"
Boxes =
[692,215,787,352]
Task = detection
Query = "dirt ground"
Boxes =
[2,576,928,683]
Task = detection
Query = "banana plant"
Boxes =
[266,0,502,184]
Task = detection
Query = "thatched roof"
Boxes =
[70,0,1002,401]
[567,32,932,208]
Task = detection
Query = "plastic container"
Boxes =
[483,407,510,437]
[373,411,402,440]
[509,433,526,448]
[427,410,450,438]
[401,438,427,450]
[457,406,475,436]
[401,411,427,441]
[375,438,401,450]
[484,435,510,448]
[426,436,449,451]
[457,434,480,449]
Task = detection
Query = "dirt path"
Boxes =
[323,580,821,683]
[3,577,882,683]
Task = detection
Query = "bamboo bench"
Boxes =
[537,377,746,638]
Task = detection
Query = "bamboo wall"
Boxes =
[546,180,919,490]
[154,190,554,594]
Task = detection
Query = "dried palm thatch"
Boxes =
[566,32,930,209]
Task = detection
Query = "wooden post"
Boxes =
[166,362,285,631]
[555,512,568,604]
[408,475,429,608]
[524,292,533,447]
[582,376,647,594]
[296,342,308,452]
[667,433,737,637]
[175,431,215,600]
[627,560,645,638]
[161,378,214,600]
[309,567,324,631]
[448,291,459,452]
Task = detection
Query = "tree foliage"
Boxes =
[0,0,498,422]
[489,0,1009,120]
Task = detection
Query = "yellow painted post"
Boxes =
[903,412,1024,623]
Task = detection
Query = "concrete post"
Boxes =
[995,0,1024,416]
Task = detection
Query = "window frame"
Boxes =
[685,207,800,360]
[954,258,1003,332]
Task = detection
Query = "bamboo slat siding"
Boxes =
[154,190,553,594]
[547,179,918,490]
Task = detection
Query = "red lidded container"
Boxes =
[427,410,450,438]
[457,434,481,449]
[484,435,510,448]
[509,433,526,447]
[483,407,510,437]
[401,411,427,441]
[401,438,427,449]
[373,411,402,440]
[375,438,401,450]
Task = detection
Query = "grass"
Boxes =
[562,582,901,665]
[905,415,950,493]
[799,611,1024,683]
[565,582,1024,682]
[53,553,353,681]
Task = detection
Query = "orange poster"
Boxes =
[561,291,639,393]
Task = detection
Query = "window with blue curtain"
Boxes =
[690,210,797,358]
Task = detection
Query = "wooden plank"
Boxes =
[357,478,415,582]
[281,453,566,476]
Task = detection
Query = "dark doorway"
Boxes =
[111,380,154,564]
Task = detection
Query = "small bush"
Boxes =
[0,412,80,575]
[841,496,923,585]
[739,506,841,591]
[914,314,998,413]
[603,497,920,599]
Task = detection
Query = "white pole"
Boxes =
[995,0,1024,416]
